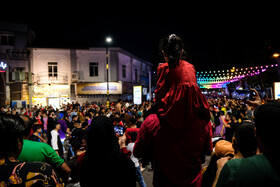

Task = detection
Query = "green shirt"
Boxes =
[18,139,64,168]
[217,154,280,187]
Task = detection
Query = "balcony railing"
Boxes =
[36,72,68,84]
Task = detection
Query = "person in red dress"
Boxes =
[134,34,212,187]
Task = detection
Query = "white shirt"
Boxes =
[51,130,59,150]
[127,142,139,167]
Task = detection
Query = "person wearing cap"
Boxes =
[214,101,280,186]
[214,140,235,158]
[202,140,234,187]
[209,122,257,186]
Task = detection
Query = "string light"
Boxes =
[197,63,278,89]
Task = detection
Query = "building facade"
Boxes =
[0,21,153,108]
[29,47,152,108]
[0,22,30,107]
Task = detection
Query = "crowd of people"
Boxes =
[1,96,280,186]
[1,34,280,187]
[0,99,154,186]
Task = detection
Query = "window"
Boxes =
[48,62,58,78]
[1,36,7,45]
[135,69,138,82]
[8,36,14,45]
[122,65,126,78]
[89,62,98,77]
[0,34,15,46]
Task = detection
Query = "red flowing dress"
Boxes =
[134,60,212,187]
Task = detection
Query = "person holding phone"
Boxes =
[114,126,124,136]
[246,89,262,108]
[79,116,136,187]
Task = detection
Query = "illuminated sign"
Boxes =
[33,85,70,97]
[0,61,7,72]
[274,82,280,100]
[133,86,142,105]
[77,82,122,94]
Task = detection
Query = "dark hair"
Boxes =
[19,115,33,137]
[81,122,88,128]
[254,101,280,154]
[87,116,118,154]
[160,34,185,66]
[233,122,257,158]
[32,124,42,132]
[48,110,55,117]
[130,117,137,125]
[130,131,138,143]
[80,116,136,186]
[0,114,25,158]
[226,112,236,122]
[70,138,82,151]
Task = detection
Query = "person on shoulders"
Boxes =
[134,34,212,187]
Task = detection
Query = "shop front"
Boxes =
[77,82,122,104]
[32,85,70,108]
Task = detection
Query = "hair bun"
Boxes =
[168,34,177,43]
[160,34,184,65]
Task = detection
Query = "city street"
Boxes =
[137,156,211,187]
[138,167,153,187]
[2,10,280,187]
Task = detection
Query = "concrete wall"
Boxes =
[76,49,107,82]
[32,48,71,85]
[118,52,132,82]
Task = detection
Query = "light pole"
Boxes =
[106,36,112,109]
[272,53,280,81]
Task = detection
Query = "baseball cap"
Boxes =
[215,140,234,157]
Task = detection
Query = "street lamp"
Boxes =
[106,36,112,109]
[273,53,280,58]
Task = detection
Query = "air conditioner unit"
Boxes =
[12,71,26,81]
[72,73,79,81]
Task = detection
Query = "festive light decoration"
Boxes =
[197,64,278,89]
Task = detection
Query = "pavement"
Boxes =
[136,155,211,187]
[136,165,154,187]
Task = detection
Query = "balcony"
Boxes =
[36,72,68,84]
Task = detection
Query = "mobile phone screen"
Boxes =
[114,126,124,136]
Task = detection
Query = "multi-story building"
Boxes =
[29,47,153,108]
[0,21,30,107]
[0,21,153,108]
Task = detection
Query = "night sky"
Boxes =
[1,6,279,72]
